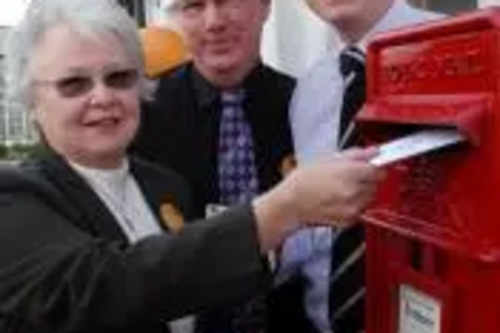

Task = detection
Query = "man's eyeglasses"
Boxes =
[34,68,140,99]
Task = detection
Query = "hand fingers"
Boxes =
[339,146,379,162]
[357,164,386,185]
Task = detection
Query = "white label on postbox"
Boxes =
[399,285,442,333]
[370,129,464,167]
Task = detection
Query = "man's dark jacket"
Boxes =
[133,62,316,333]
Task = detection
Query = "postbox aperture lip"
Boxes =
[355,93,487,146]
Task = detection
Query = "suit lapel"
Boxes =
[131,162,161,218]
[130,160,169,232]
[244,64,294,192]
[130,159,188,233]
[34,153,129,243]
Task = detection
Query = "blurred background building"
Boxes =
[0,26,37,147]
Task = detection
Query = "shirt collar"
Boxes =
[69,158,130,195]
[190,64,220,110]
[336,1,420,53]
[189,61,265,110]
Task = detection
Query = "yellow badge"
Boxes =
[160,202,184,233]
[280,154,297,178]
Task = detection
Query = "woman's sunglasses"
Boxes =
[34,68,140,99]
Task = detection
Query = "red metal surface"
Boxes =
[358,7,500,333]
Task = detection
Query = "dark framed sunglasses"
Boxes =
[35,68,140,98]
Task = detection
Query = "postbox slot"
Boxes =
[357,93,489,145]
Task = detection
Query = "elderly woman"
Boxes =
[0,0,382,332]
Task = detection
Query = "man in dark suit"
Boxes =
[134,63,294,219]
[132,0,307,332]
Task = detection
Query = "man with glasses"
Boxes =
[132,0,310,333]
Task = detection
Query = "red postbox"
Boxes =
[357,7,500,333]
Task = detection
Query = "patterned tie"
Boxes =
[217,90,264,333]
[218,90,259,205]
[329,46,366,333]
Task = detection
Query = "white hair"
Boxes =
[4,0,145,109]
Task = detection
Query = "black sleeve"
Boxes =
[0,188,271,333]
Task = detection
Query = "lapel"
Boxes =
[188,64,222,204]
[243,64,295,190]
[129,158,186,233]
[33,152,129,243]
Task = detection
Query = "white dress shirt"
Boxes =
[70,160,162,243]
[282,2,444,332]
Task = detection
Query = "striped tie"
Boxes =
[329,46,366,333]
[337,46,366,147]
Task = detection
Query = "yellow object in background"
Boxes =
[140,26,188,78]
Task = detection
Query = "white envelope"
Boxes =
[370,129,465,167]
